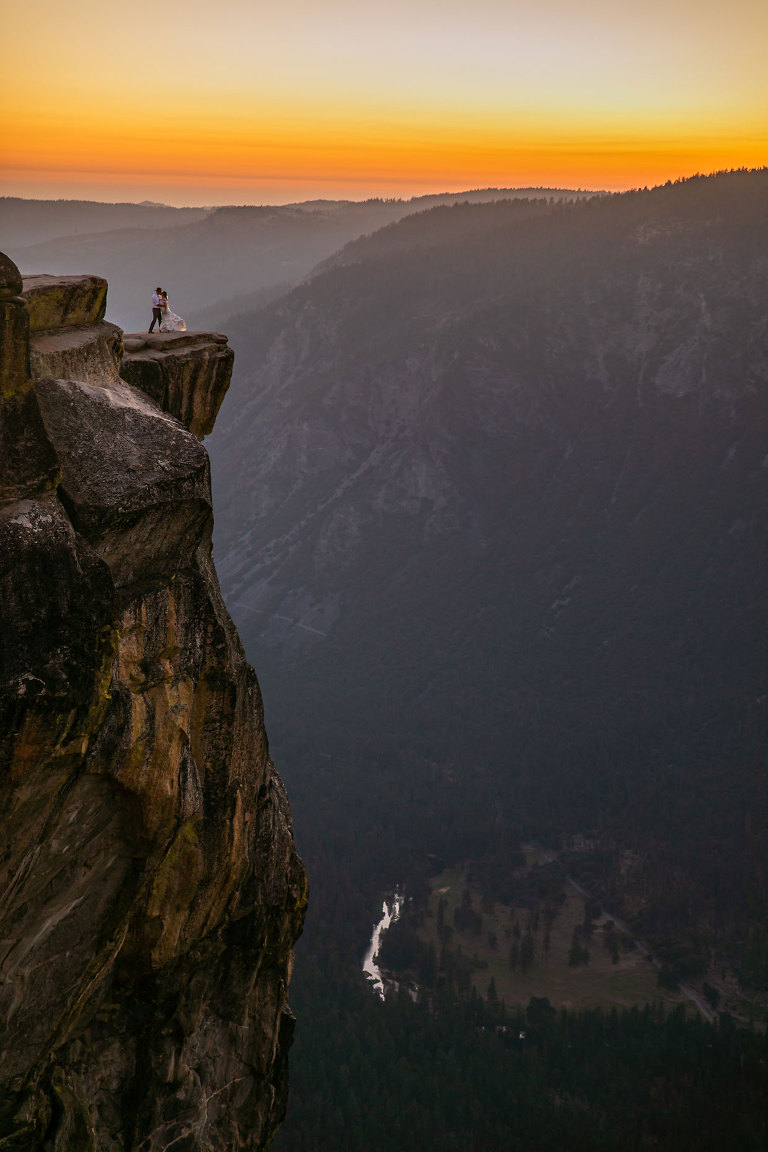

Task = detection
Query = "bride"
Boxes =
[159,290,186,332]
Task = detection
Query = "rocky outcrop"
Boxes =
[22,273,108,332]
[0,256,306,1150]
[34,374,212,588]
[122,332,234,439]
[22,272,124,388]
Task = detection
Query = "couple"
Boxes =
[148,286,186,333]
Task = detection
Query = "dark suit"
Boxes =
[148,300,163,332]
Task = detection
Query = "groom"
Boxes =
[148,286,163,332]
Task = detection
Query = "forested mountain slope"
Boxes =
[3,189,585,332]
[209,170,767,984]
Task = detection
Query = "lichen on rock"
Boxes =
[0,254,307,1150]
[22,273,109,333]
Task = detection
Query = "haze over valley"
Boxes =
[209,171,766,975]
[0,189,591,334]
[2,170,766,1150]
[208,170,767,1149]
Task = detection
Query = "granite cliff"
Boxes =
[0,255,307,1150]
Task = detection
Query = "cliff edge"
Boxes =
[0,256,307,1150]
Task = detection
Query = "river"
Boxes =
[362,891,403,999]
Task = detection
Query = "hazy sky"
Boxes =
[2,0,766,204]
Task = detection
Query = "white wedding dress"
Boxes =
[160,301,186,332]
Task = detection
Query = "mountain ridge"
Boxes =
[208,169,767,989]
[1,188,597,331]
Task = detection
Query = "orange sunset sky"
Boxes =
[2,0,767,205]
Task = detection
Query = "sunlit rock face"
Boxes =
[0,256,306,1151]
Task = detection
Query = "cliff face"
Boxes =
[0,257,306,1150]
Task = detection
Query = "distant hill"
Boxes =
[0,197,208,247]
[207,170,768,982]
[2,189,593,332]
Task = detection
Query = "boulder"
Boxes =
[0,250,23,297]
[35,374,212,589]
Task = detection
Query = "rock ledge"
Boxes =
[121,330,234,438]
[0,260,306,1151]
